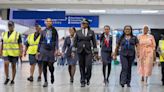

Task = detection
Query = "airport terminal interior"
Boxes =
[1,0,164,92]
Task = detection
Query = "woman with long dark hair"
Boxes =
[100,25,113,85]
[113,25,139,87]
[62,27,78,83]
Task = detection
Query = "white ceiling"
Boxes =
[1,0,164,15]
[1,0,164,10]
[23,8,164,15]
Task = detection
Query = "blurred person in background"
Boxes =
[62,27,78,83]
[157,34,164,86]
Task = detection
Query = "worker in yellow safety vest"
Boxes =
[24,24,42,82]
[0,21,23,85]
[157,34,164,86]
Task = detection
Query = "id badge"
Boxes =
[47,39,50,44]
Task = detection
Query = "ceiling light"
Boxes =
[89,10,106,13]
[141,10,159,14]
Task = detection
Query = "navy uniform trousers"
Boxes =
[120,55,135,85]
[78,50,92,84]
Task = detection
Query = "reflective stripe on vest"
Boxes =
[27,33,41,54]
[159,40,164,62]
[2,31,20,57]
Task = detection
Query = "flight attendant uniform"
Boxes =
[100,33,113,83]
[62,36,78,65]
[118,36,138,86]
[38,26,58,87]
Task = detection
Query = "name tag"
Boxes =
[47,39,50,44]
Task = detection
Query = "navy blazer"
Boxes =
[62,36,74,57]
[119,36,138,56]
[100,33,112,53]
[73,29,97,54]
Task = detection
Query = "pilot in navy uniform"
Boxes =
[73,19,98,87]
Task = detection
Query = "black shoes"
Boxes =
[4,79,10,85]
[127,84,131,87]
[37,76,41,82]
[70,78,74,83]
[104,79,109,85]
[43,82,48,87]
[120,84,131,87]
[106,79,109,83]
[141,77,144,82]
[81,83,85,87]
[10,80,15,85]
[27,76,41,82]
[81,80,90,87]
[27,76,33,82]
[121,84,124,87]
[87,81,90,86]
[4,79,15,85]
[42,75,54,87]
[51,75,54,84]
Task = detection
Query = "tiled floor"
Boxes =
[0,61,164,92]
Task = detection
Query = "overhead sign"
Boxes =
[12,11,66,19]
[36,15,99,28]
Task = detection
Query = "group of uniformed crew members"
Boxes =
[0,18,164,88]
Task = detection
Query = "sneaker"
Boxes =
[10,80,15,85]
[27,76,33,82]
[37,76,41,82]
[51,75,54,84]
[4,79,10,85]
[43,82,48,87]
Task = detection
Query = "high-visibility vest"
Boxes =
[159,40,164,62]
[2,31,20,57]
[27,33,41,55]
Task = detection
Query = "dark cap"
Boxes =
[161,34,164,37]
[8,21,14,26]
[81,18,90,24]
[35,23,41,27]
